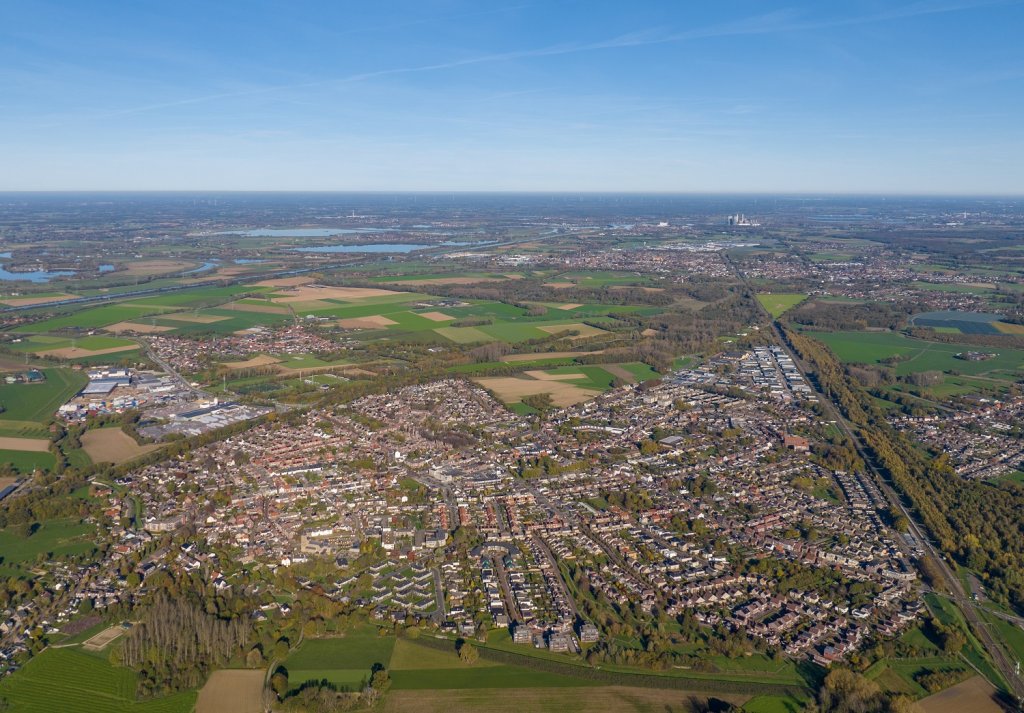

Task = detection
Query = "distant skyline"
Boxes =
[1,1,1023,194]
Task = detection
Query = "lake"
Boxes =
[0,265,76,282]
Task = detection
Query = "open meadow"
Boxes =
[806,330,1024,383]
[0,518,95,577]
[0,368,87,423]
[757,293,807,318]
[283,627,396,692]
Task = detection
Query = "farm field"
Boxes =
[0,436,49,452]
[437,319,611,345]
[381,686,749,712]
[0,293,77,307]
[194,670,265,713]
[474,362,655,408]
[483,629,804,687]
[9,334,140,360]
[0,644,196,713]
[475,375,601,408]
[389,664,594,690]
[805,331,1024,382]
[909,310,1012,335]
[12,305,172,333]
[0,368,87,423]
[757,293,807,318]
[8,277,650,353]
[547,270,658,288]
[373,272,518,286]
[918,675,1003,713]
[81,428,162,465]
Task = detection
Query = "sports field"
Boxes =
[82,626,125,652]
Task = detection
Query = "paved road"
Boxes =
[492,555,523,622]
[139,337,207,400]
[533,534,580,621]
[431,567,446,623]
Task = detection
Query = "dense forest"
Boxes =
[120,593,252,696]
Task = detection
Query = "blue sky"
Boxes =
[1,0,1022,193]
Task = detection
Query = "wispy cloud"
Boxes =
[49,0,1020,124]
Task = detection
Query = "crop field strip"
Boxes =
[0,644,197,713]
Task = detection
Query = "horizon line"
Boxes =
[0,189,1022,198]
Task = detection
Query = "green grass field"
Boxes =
[0,518,96,575]
[996,471,1024,485]
[0,647,196,713]
[286,668,370,690]
[0,368,87,423]
[925,593,1007,692]
[389,665,594,690]
[806,330,1024,382]
[0,449,56,474]
[865,656,968,699]
[483,629,804,687]
[390,639,501,671]
[435,326,491,343]
[757,293,807,318]
[283,626,396,693]
[12,305,168,333]
[741,694,807,713]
